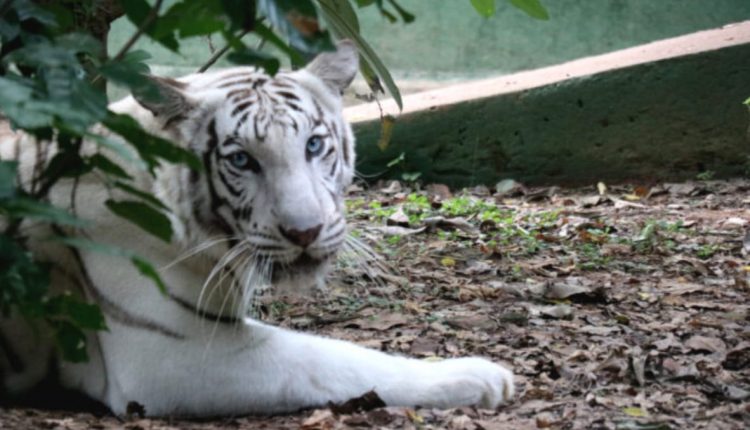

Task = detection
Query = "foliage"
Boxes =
[0,0,546,363]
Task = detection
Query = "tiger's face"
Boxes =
[134,42,358,290]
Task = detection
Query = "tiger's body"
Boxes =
[0,42,514,417]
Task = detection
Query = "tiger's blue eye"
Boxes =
[228,150,260,173]
[229,151,249,168]
[306,136,324,157]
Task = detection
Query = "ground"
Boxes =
[1,178,749,429]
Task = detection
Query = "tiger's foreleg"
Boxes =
[97,320,514,416]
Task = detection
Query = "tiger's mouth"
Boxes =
[270,252,332,282]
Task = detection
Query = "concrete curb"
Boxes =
[347,22,750,186]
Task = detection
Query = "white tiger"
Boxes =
[0,41,514,416]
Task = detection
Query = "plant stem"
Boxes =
[91,0,164,85]
[197,29,253,73]
[112,0,164,62]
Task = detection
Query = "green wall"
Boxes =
[359,0,750,78]
[353,42,750,186]
[108,0,750,80]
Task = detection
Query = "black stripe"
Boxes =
[342,134,350,165]
[232,102,253,117]
[327,188,338,204]
[218,78,257,89]
[276,91,301,101]
[204,120,235,238]
[285,102,303,112]
[238,205,253,221]
[235,112,250,133]
[50,226,185,340]
[329,158,338,177]
[227,88,252,99]
[167,293,242,325]
[253,117,265,141]
[217,168,242,197]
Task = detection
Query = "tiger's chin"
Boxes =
[269,253,334,295]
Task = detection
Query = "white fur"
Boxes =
[0,42,514,416]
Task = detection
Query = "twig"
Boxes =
[91,0,164,85]
[197,29,252,73]
[112,0,164,62]
[206,35,216,54]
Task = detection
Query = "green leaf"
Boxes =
[508,0,549,20]
[318,0,403,110]
[52,236,168,294]
[13,0,59,28]
[220,0,257,31]
[253,21,305,67]
[47,295,107,331]
[227,47,281,75]
[88,154,132,180]
[0,234,50,316]
[54,32,104,58]
[43,150,91,180]
[112,181,168,211]
[470,0,496,17]
[162,0,226,38]
[98,50,157,100]
[51,320,89,362]
[0,65,107,132]
[744,96,750,106]
[86,133,147,172]
[105,199,173,243]
[0,161,18,199]
[103,112,202,173]
[0,198,86,226]
[131,256,167,294]
[0,76,53,129]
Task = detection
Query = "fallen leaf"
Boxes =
[426,183,452,200]
[597,182,608,196]
[685,335,726,354]
[441,257,456,267]
[328,390,386,414]
[349,313,410,331]
[533,304,573,320]
[371,225,426,236]
[423,216,480,234]
[387,207,410,226]
[495,179,525,197]
[302,409,336,430]
[622,407,648,417]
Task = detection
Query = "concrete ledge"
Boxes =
[348,22,750,186]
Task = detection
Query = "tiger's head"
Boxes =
[127,41,359,294]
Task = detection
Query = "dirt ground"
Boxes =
[1,178,749,429]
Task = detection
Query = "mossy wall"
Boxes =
[353,43,750,186]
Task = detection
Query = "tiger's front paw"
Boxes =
[431,357,515,408]
[380,357,514,409]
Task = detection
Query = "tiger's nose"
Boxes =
[279,224,323,248]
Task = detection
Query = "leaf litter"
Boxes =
[2,178,749,429]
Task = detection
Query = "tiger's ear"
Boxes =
[305,40,359,94]
[132,76,194,123]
